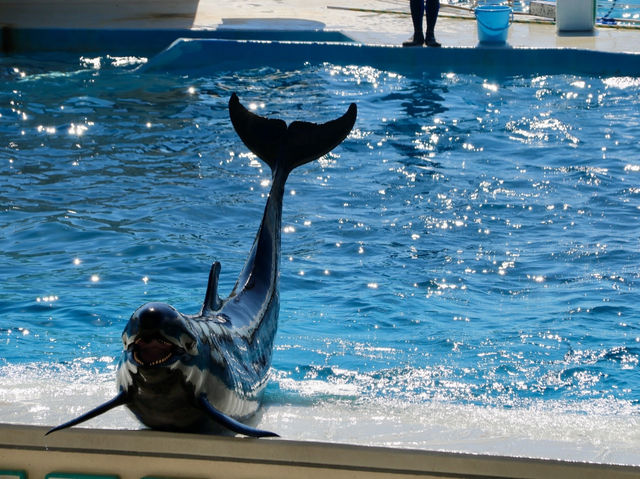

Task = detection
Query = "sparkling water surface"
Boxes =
[1,54,640,463]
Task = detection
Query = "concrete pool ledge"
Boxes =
[2,21,640,78]
[4,27,638,78]
[2,424,640,479]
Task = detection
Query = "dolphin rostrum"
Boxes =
[47,93,357,438]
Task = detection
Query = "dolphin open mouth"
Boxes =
[132,335,181,366]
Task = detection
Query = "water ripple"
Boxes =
[1,58,640,437]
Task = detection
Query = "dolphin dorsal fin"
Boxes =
[202,261,223,314]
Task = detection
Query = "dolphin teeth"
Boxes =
[150,352,173,366]
[134,337,172,345]
[132,337,175,366]
[133,350,173,366]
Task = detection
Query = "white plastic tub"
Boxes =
[556,0,596,32]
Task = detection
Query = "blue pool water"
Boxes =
[1,54,640,462]
[596,0,640,21]
[499,0,640,21]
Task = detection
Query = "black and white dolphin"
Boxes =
[47,93,357,438]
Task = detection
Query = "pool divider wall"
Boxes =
[138,38,640,78]
[0,27,355,56]
[3,27,640,78]
[2,424,640,479]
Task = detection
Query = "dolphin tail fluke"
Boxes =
[45,390,128,436]
[228,93,357,177]
[198,394,279,438]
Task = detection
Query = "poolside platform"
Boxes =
[1,0,640,56]
[2,423,640,479]
[2,0,640,78]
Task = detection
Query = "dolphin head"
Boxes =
[116,302,206,430]
[116,301,240,432]
[122,302,198,369]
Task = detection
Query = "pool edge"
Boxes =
[2,423,640,479]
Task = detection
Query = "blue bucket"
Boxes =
[475,5,513,44]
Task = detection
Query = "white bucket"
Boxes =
[556,0,596,32]
[475,5,513,44]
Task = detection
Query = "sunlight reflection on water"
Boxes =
[1,56,640,461]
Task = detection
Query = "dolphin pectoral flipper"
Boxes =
[45,390,128,436]
[229,93,357,175]
[198,394,279,438]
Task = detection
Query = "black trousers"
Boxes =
[410,0,440,39]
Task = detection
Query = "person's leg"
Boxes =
[402,0,425,46]
[425,0,441,47]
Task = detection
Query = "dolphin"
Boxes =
[47,93,357,438]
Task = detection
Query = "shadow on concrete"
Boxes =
[0,0,200,29]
